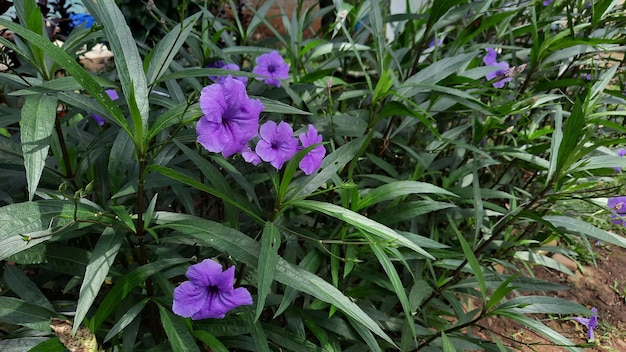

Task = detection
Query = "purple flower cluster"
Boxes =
[173,259,252,319]
[614,148,626,173]
[573,307,598,341]
[483,48,512,88]
[608,196,626,225]
[197,52,325,175]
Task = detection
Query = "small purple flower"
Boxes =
[92,89,118,126]
[428,38,443,48]
[252,51,290,87]
[608,196,626,225]
[255,121,298,170]
[172,259,253,320]
[543,0,553,5]
[573,307,598,341]
[196,76,264,158]
[483,48,512,88]
[298,125,325,175]
[242,146,262,166]
[207,61,248,85]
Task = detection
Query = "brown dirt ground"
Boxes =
[472,244,626,351]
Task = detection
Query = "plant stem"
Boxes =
[54,113,77,190]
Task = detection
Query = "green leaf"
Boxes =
[90,258,189,332]
[496,296,590,315]
[292,200,434,259]
[0,19,131,139]
[255,222,280,321]
[0,296,58,331]
[453,221,487,302]
[441,332,455,352]
[253,96,312,115]
[193,331,228,352]
[154,214,397,347]
[357,181,457,210]
[2,337,58,352]
[108,131,135,195]
[244,307,270,352]
[547,105,563,183]
[497,310,582,352]
[74,227,125,334]
[109,205,137,233]
[158,304,201,352]
[544,215,626,248]
[103,299,149,342]
[146,13,201,85]
[83,0,150,136]
[20,94,57,201]
[485,275,517,311]
[3,264,54,311]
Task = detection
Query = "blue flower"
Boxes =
[172,259,253,320]
[70,13,95,29]
[573,307,598,341]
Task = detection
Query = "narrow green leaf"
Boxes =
[244,307,270,352]
[109,205,137,233]
[292,200,434,259]
[3,264,54,311]
[253,96,312,115]
[0,296,58,331]
[496,296,590,315]
[103,299,149,342]
[91,258,189,332]
[147,13,200,85]
[193,331,228,352]
[158,304,201,352]
[3,337,58,352]
[74,227,125,334]
[357,180,457,210]
[545,215,626,248]
[485,275,517,311]
[497,311,582,352]
[452,218,487,302]
[255,222,280,321]
[441,332,455,352]
[20,94,57,201]
[83,0,150,133]
[108,131,135,195]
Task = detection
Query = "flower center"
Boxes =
[267,64,276,73]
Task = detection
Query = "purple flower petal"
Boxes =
[298,125,325,175]
[242,147,262,166]
[483,48,498,66]
[173,259,253,320]
[197,76,264,157]
[256,121,298,169]
[252,51,290,87]
[573,307,598,341]
[92,89,119,126]
[207,61,248,85]
[608,196,626,225]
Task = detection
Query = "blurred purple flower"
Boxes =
[255,121,298,169]
[253,51,289,87]
[543,0,553,5]
[207,61,248,85]
[428,38,443,48]
[242,146,262,166]
[92,89,118,126]
[196,76,264,157]
[483,48,512,88]
[298,125,325,175]
[615,149,626,173]
[608,196,626,225]
[573,307,598,341]
[172,259,252,320]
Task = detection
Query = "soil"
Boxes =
[472,244,626,351]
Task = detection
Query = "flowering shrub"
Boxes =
[0,0,625,351]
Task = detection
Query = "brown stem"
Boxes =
[54,113,77,189]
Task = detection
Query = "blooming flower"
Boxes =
[615,149,626,173]
[252,51,290,87]
[608,196,626,225]
[483,48,512,88]
[92,89,118,126]
[298,125,325,175]
[255,121,298,169]
[172,259,253,320]
[197,76,264,158]
[573,307,598,341]
[70,13,95,29]
[242,146,262,166]
[207,61,247,85]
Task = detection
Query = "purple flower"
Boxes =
[207,61,248,85]
[92,89,119,126]
[483,48,512,88]
[242,146,262,166]
[608,196,626,225]
[428,38,443,48]
[255,121,298,169]
[172,259,253,320]
[573,307,598,341]
[298,125,325,175]
[543,0,553,5]
[252,51,290,87]
[197,76,264,158]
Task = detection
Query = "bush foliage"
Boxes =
[0,0,625,351]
